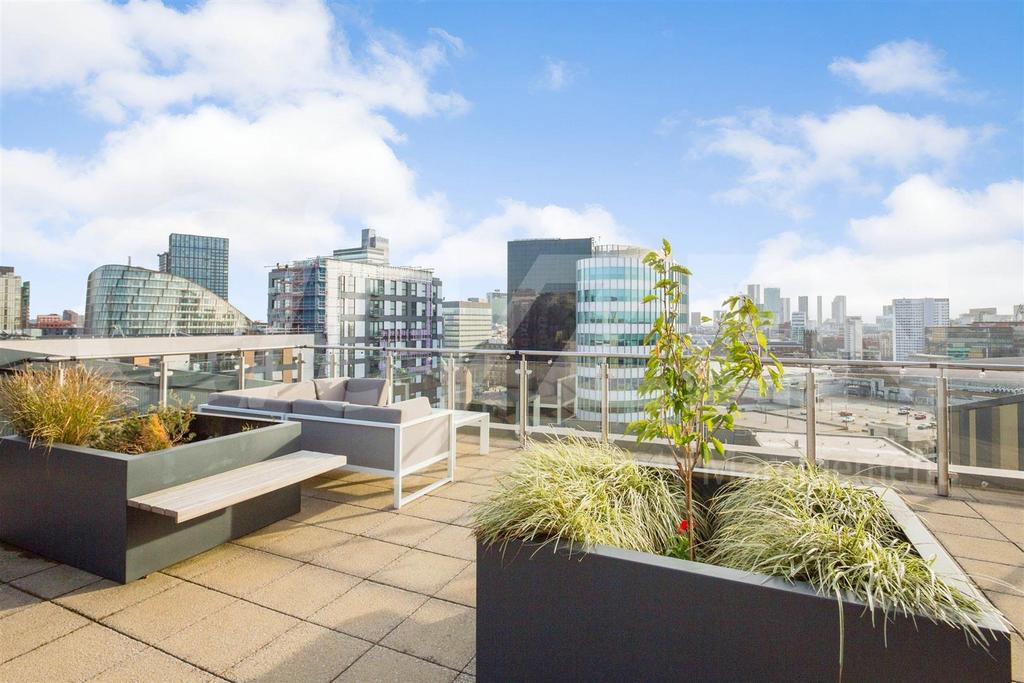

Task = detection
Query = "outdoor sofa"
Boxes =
[199,378,455,508]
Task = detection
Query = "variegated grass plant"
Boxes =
[473,436,702,555]
[703,463,991,651]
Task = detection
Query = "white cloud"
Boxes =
[729,177,1024,318]
[408,201,627,293]
[0,1,619,316]
[1,0,468,121]
[536,58,580,92]
[829,40,961,98]
[702,105,972,217]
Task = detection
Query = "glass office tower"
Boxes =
[158,233,229,300]
[507,238,594,351]
[84,265,251,336]
[575,244,688,425]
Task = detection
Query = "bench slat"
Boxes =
[127,450,347,523]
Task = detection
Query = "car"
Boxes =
[917,424,931,430]
[914,413,927,420]
[841,416,855,423]
[838,410,853,417]
[896,408,910,415]
[799,409,807,416]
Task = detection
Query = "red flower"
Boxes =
[678,519,689,534]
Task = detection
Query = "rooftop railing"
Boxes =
[5,341,1023,495]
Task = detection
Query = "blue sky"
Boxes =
[2,0,1022,322]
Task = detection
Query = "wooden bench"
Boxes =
[127,450,347,523]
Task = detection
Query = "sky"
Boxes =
[1,0,1022,323]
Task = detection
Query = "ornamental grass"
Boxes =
[703,463,989,645]
[473,436,702,555]
[0,365,126,449]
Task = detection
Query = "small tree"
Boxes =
[628,239,783,561]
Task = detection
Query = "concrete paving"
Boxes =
[1,434,1021,682]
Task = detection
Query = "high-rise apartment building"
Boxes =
[576,244,688,425]
[798,295,809,317]
[0,267,28,333]
[690,311,702,328]
[508,238,594,352]
[746,284,761,306]
[781,297,791,325]
[843,316,863,360]
[892,297,950,361]
[442,299,492,349]
[764,287,782,324]
[925,324,1024,359]
[84,265,251,336]
[268,229,443,387]
[158,233,229,299]
[831,295,847,327]
[817,296,823,327]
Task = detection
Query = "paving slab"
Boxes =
[436,563,476,607]
[417,524,476,561]
[372,549,469,596]
[310,581,427,642]
[191,548,301,597]
[0,544,55,583]
[248,564,360,619]
[102,580,235,644]
[0,601,88,663]
[10,564,103,600]
[226,621,369,683]
[382,598,476,671]
[56,572,180,620]
[0,584,39,620]
[312,535,407,577]
[400,496,474,524]
[90,647,213,683]
[0,622,144,682]
[363,514,449,547]
[333,646,457,683]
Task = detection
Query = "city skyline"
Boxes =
[2,1,1021,321]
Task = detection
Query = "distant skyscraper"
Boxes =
[158,233,229,299]
[576,244,687,425]
[746,284,761,306]
[486,290,508,326]
[764,287,782,324]
[798,295,809,316]
[690,311,702,328]
[816,296,823,327]
[892,298,950,361]
[781,297,791,325]
[831,295,847,326]
[442,299,492,348]
[791,311,807,342]
[0,266,28,333]
[844,316,863,360]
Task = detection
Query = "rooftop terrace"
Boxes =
[1,432,1022,682]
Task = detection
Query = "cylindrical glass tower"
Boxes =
[575,245,688,426]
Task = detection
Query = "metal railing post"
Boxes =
[805,371,817,467]
[236,350,246,390]
[158,358,170,407]
[518,356,529,447]
[296,349,304,382]
[385,351,395,405]
[601,359,610,444]
[936,375,950,497]
[56,361,65,387]
[446,353,456,410]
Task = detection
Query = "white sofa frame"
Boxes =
[197,403,455,508]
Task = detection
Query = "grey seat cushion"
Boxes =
[313,378,347,402]
[293,398,348,419]
[345,397,431,424]
[207,393,247,409]
[344,378,388,406]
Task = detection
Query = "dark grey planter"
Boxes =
[0,414,302,583]
[477,481,1011,682]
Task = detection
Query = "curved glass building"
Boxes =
[575,245,688,425]
[85,265,252,337]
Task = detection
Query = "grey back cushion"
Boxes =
[293,398,347,419]
[207,393,247,409]
[345,397,431,424]
[247,397,293,413]
[274,382,317,401]
[313,378,347,402]
[344,378,388,406]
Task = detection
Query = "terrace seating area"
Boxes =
[1,431,1023,682]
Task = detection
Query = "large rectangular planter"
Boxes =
[477,481,1011,682]
[0,414,302,583]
